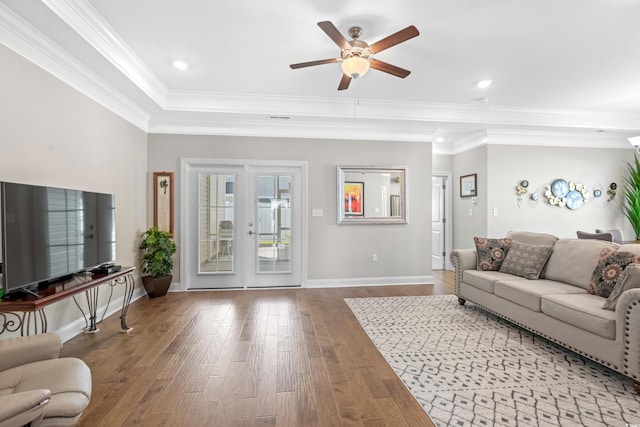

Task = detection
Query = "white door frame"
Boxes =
[180,157,308,291]
[433,171,453,270]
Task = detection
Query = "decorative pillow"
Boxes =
[602,264,640,310]
[588,249,640,298]
[474,237,511,271]
[498,240,554,280]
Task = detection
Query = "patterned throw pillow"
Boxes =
[588,249,640,298]
[602,264,640,310]
[498,240,554,280]
[474,237,511,271]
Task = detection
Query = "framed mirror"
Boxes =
[337,166,408,224]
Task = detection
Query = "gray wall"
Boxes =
[450,144,636,249]
[486,145,634,239]
[147,135,434,284]
[452,146,489,249]
[433,153,453,172]
[0,44,148,337]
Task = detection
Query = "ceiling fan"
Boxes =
[290,21,420,90]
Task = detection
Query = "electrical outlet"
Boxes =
[468,208,473,216]
[371,254,378,262]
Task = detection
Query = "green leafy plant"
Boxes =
[623,156,640,240]
[139,227,177,277]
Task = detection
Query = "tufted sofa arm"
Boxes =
[616,288,640,383]
[0,389,51,427]
[0,333,61,373]
[449,249,477,295]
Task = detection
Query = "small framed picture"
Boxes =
[460,173,477,198]
[344,181,364,216]
[153,172,174,236]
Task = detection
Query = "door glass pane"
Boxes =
[199,173,235,273]
[256,175,291,273]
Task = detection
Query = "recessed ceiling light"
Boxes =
[434,136,445,143]
[477,79,493,89]
[173,60,189,71]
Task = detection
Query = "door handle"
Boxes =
[248,230,255,235]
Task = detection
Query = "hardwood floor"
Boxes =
[62,271,454,426]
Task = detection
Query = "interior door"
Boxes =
[181,159,305,290]
[432,175,446,270]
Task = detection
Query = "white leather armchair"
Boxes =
[0,333,91,426]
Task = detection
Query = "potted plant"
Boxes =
[623,155,640,241]
[139,227,177,298]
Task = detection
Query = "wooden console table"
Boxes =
[0,267,136,336]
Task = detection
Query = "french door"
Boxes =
[181,159,306,289]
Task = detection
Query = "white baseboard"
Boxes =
[305,276,434,288]
[56,287,147,343]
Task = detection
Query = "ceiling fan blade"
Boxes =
[370,59,411,78]
[369,25,419,54]
[290,58,339,69]
[338,74,352,90]
[317,21,351,50]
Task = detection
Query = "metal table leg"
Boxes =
[0,311,47,336]
[113,273,135,332]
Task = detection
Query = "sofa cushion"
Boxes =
[618,243,640,254]
[541,294,616,339]
[499,240,554,279]
[5,358,91,419]
[494,279,586,312]
[603,263,640,310]
[474,237,511,271]
[588,249,640,297]
[506,230,559,246]
[543,238,619,289]
[462,270,516,294]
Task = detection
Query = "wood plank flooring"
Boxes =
[61,271,454,426]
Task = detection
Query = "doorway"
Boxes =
[432,172,453,270]
[180,158,307,289]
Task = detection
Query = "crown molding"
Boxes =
[4,2,640,147]
[0,3,150,131]
[487,129,631,149]
[149,115,436,143]
[434,128,632,155]
[166,89,640,133]
[42,0,167,106]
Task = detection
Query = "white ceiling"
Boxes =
[1,0,640,153]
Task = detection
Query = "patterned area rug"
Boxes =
[345,295,640,427]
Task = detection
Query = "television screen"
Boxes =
[1,182,116,294]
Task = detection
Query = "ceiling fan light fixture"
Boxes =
[341,56,370,79]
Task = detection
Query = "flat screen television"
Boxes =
[0,181,116,295]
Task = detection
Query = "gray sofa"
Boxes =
[450,231,640,392]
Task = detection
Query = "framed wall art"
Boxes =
[153,171,174,236]
[344,181,364,216]
[460,173,477,198]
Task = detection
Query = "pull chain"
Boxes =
[353,77,360,117]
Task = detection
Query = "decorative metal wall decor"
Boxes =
[545,179,588,209]
[515,179,617,210]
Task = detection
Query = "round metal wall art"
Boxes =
[593,183,603,198]
[565,190,584,209]
[544,178,589,209]
[550,179,569,198]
